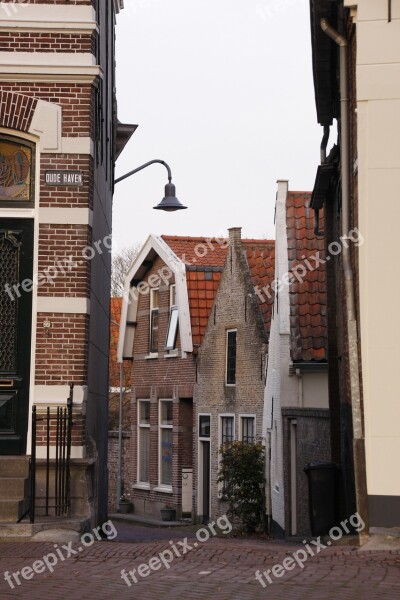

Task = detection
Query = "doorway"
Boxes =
[198,414,211,523]
[0,219,34,455]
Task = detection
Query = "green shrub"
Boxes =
[218,440,265,533]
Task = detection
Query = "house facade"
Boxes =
[263,181,330,537]
[194,227,274,523]
[309,0,400,529]
[118,234,228,519]
[0,0,133,529]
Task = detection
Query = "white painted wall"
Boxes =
[355,1,400,497]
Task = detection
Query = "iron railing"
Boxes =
[18,384,74,524]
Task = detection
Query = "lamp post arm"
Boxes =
[114,159,172,185]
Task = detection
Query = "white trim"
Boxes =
[118,234,193,361]
[39,137,94,156]
[37,296,90,314]
[219,413,236,445]
[0,3,96,29]
[0,207,35,219]
[0,52,100,83]
[133,483,150,491]
[29,100,61,153]
[0,51,97,66]
[137,399,151,485]
[35,445,86,459]
[39,207,93,226]
[153,486,173,494]
[33,384,87,406]
[0,72,101,84]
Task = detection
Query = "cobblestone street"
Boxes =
[0,523,399,599]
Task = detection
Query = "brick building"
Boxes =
[0,0,134,531]
[309,0,400,530]
[264,182,330,538]
[118,234,229,519]
[194,227,274,523]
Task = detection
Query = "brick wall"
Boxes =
[124,256,196,518]
[194,231,268,522]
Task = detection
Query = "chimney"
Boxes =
[228,227,242,246]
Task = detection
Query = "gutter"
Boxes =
[320,17,368,533]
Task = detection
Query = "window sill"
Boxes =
[133,483,150,490]
[153,486,173,494]
[145,353,158,359]
[164,351,179,358]
[224,384,236,388]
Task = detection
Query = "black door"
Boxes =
[0,219,33,455]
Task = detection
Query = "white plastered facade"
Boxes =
[346,0,400,498]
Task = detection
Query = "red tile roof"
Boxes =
[243,240,275,334]
[162,235,228,267]
[286,192,327,362]
[162,236,228,347]
[162,235,275,346]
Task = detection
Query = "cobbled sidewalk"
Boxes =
[0,533,399,599]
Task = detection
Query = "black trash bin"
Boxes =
[303,462,339,536]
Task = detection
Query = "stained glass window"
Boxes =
[0,137,34,206]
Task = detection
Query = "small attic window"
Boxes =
[165,284,178,350]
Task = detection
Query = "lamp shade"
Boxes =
[154,182,187,212]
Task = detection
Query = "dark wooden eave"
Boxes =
[310,0,340,126]
[115,121,138,160]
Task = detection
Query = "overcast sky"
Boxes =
[113,0,323,250]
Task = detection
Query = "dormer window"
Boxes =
[149,288,159,353]
[165,284,178,350]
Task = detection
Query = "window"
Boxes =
[220,415,235,444]
[199,415,210,438]
[159,400,173,487]
[0,136,34,208]
[149,288,159,353]
[219,415,235,497]
[165,284,179,350]
[226,330,237,385]
[240,415,256,444]
[137,400,150,484]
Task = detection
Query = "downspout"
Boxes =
[314,125,330,235]
[320,18,368,533]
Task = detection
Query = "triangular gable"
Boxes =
[117,234,192,362]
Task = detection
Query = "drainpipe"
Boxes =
[314,126,330,235]
[320,18,368,534]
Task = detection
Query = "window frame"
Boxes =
[218,413,235,497]
[239,414,256,444]
[219,414,235,446]
[149,287,159,354]
[225,329,237,386]
[165,284,179,351]
[137,399,151,486]
[158,399,173,490]
[0,134,36,209]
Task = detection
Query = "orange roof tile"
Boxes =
[163,235,275,347]
[243,240,275,334]
[286,192,327,362]
[162,236,228,346]
[162,235,228,267]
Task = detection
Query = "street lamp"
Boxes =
[115,159,187,211]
